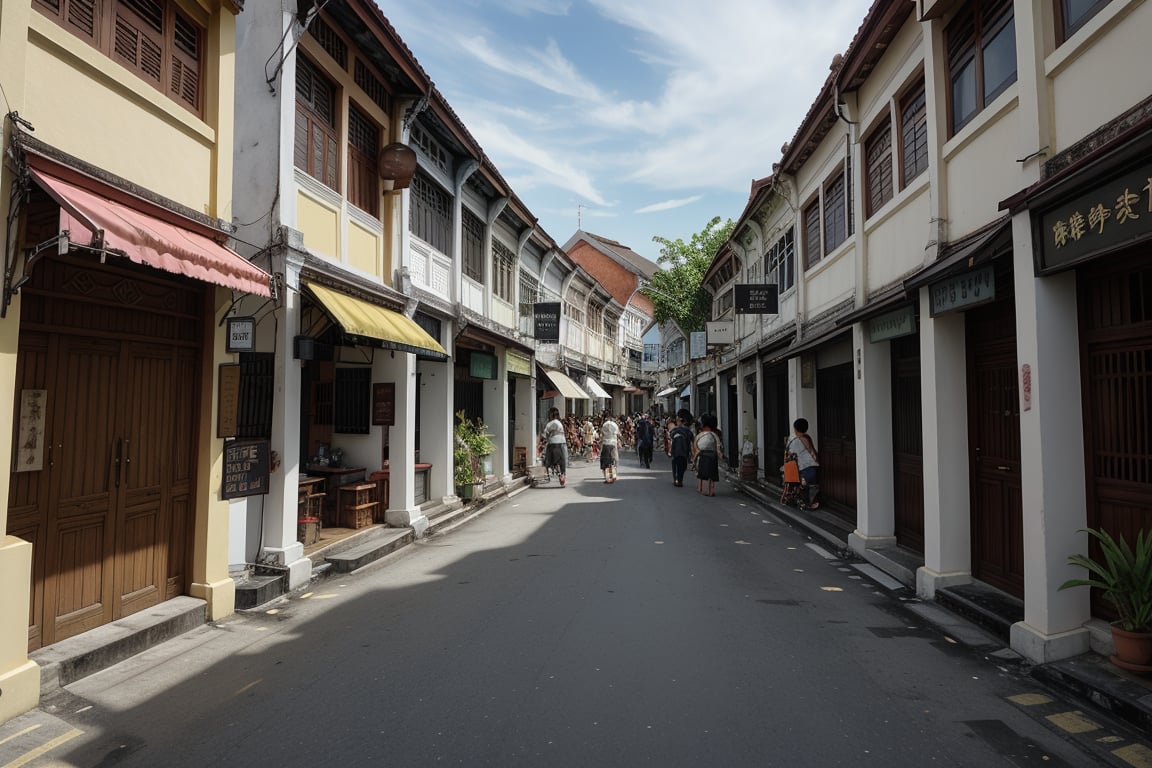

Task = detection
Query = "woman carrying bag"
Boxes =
[692,413,723,496]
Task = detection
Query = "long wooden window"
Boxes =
[461,208,485,282]
[803,200,821,270]
[823,173,847,255]
[900,82,929,186]
[410,171,451,254]
[492,239,515,302]
[1057,0,1112,43]
[766,228,795,293]
[35,0,203,116]
[947,0,1016,134]
[295,56,339,191]
[865,120,893,217]
[347,105,379,216]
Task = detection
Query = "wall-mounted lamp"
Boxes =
[379,142,418,192]
[294,335,315,360]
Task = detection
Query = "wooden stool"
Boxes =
[338,483,378,529]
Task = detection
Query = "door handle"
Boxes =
[114,438,122,488]
[123,439,130,480]
[996,465,1011,472]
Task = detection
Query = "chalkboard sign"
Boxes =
[222,439,270,499]
[734,284,779,314]
[373,382,395,426]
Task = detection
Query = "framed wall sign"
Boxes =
[373,382,396,426]
[226,316,256,353]
[217,364,241,438]
[929,266,995,316]
[222,439,270,499]
[15,389,46,472]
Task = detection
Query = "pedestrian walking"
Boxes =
[635,413,654,468]
[668,409,694,487]
[541,407,568,486]
[599,412,620,483]
[692,413,723,496]
[787,418,820,509]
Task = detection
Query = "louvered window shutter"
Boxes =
[114,0,164,85]
[34,0,98,43]
[170,9,201,111]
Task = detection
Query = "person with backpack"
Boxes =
[692,413,724,496]
[668,409,695,487]
[787,417,820,509]
[634,413,654,468]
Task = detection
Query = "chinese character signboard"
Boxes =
[533,302,561,343]
[222,439,270,499]
[734,284,779,314]
[929,266,995,316]
[1035,156,1152,273]
[868,306,917,343]
[226,317,255,353]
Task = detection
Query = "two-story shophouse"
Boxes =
[708,0,1152,666]
[0,0,267,721]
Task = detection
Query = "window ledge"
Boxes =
[1045,0,1142,79]
[295,168,343,209]
[942,85,1019,162]
[804,238,855,279]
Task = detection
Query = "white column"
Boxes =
[419,358,453,503]
[1009,218,1091,663]
[260,253,310,589]
[791,357,817,438]
[381,351,425,532]
[514,375,536,469]
[485,348,510,481]
[850,325,896,553]
[916,291,971,598]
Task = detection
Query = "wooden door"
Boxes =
[967,299,1024,597]
[762,364,789,482]
[892,334,924,552]
[816,363,857,514]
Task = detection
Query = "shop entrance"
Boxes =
[966,296,1024,597]
[815,363,857,514]
[7,255,202,650]
[761,363,789,482]
[891,334,924,552]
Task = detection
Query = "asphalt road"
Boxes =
[20,452,1140,767]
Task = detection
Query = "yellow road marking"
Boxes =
[234,680,261,696]
[1100,736,1126,744]
[312,594,338,599]
[1008,693,1053,706]
[1046,710,1101,734]
[0,726,40,747]
[1114,743,1152,768]
[821,586,843,592]
[1,727,82,768]
[299,592,314,599]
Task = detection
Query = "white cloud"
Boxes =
[635,196,702,214]
[455,35,605,103]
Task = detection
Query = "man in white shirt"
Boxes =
[599,412,620,484]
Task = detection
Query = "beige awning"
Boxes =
[543,369,590,400]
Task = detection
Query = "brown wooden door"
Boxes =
[816,363,857,514]
[9,255,203,649]
[967,299,1024,597]
[892,334,924,552]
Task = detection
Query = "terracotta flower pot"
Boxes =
[1110,625,1152,673]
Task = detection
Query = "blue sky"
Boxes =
[377,0,874,263]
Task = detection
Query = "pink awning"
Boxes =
[30,168,271,297]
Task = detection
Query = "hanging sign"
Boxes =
[706,321,734,345]
[226,316,256,353]
[533,302,561,343]
[690,331,707,359]
[734,284,779,314]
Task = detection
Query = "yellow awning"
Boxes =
[305,281,448,360]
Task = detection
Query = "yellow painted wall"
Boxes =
[25,12,219,214]
[298,192,340,260]
[348,220,382,276]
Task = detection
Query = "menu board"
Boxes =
[222,439,270,499]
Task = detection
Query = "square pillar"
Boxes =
[851,325,896,550]
[484,349,510,481]
[259,254,309,588]
[513,375,536,469]
[916,290,972,598]
[1009,220,1090,663]
[380,351,424,531]
[419,359,453,502]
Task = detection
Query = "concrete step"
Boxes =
[935,583,1023,643]
[30,596,207,695]
[325,528,414,573]
[426,505,484,537]
[234,573,287,610]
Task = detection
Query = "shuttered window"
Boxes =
[347,105,379,216]
[410,171,452,255]
[900,82,929,186]
[492,239,515,302]
[803,200,821,270]
[823,173,847,255]
[295,56,339,191]
[461,208,485,282]
[34,0,203,116]
[865,120,893,217]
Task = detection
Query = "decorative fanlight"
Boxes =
[378,142,418,192]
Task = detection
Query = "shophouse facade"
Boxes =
[0,0,266,721]
[703,0,1152,665]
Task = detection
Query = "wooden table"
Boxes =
[303,466,367,526]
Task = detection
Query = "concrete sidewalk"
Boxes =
[726,469,1152,737]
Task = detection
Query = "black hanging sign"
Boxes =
[533,302,561,342]
[734,284,779,314]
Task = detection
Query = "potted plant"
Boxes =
[1059,527,1152,671]
[454,411,496,499]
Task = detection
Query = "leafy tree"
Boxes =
[642,216,735,332]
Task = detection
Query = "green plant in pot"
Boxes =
[1058,527,1152,672]
[454,411,496,499]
